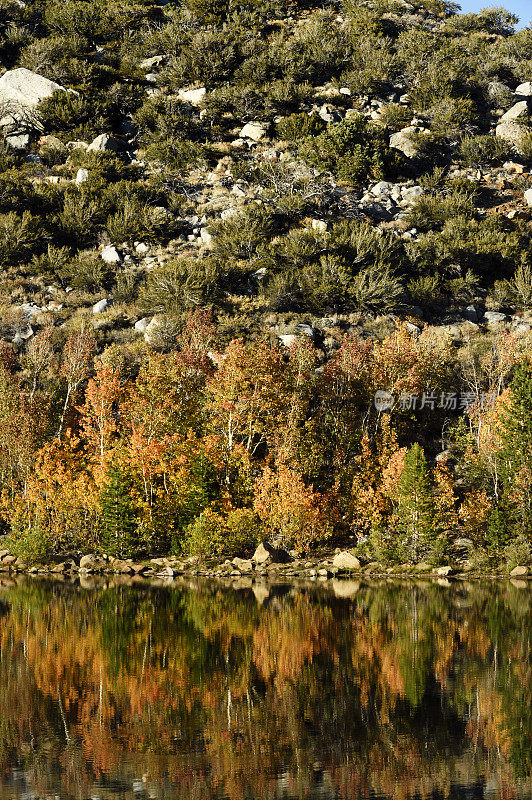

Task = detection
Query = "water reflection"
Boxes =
[0,578,530,800]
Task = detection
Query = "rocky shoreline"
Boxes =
[0,542,529,587]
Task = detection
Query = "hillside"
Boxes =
[0,0,531,572]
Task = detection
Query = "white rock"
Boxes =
[278,334,298,348]
[144,316,161,344]
[200,228,213,247]
[177,87,206,106]
[5,134,29,149]
[483,311,507,326]
[100,245,121,265]
[87,133,119,153]
[140,55,165,70]
[135,242,149,255]
[389,127,423,158]
[220,208,240,221]
[525,188,532,207]
[495,121,529,147]
[371,181,394,196]
[332,551,361,570]
[0,68,68,108]
[19,303,41,321]
[311,218,328,233]
[339,87,351,95]
[75,168,89,185]
[515,81,532,97]
[134,317,149,333]
[92,299,108,314]
[401,185,423,202]
[500,101,530,122]
[239,122,267,141]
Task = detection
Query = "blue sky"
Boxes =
[456,0,531,27]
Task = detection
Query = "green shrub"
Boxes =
[210,205,277,262]
[459,134,513,167]
[0,211,41,267]
[378,103,411,131]
[182,506,261,557]
[408,274,442,306]
[139,257,221,315]
[276,111,326,141]
[299,114,403,185]
[405,189,476,232]
[144,139,206,173]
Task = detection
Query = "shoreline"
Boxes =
[0,547,530,586]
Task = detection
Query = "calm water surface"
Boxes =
[0,577,530,800]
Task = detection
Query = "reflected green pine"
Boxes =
[0,579,530,800]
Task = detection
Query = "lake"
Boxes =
[0,577,530,800]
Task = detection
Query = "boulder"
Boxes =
[525,188,532,207]
[178,87,206,106]
[79,554,107,572]
[0,68,68,108]
[232,557,253,572]
[100,245,121,265]
[144,316,162,345]
[200,227,213,248]
[252,542,292,564]
[495,121,529,148]
[75,168,89,185]
[140,55,165,71]
[401,185,423,203]
[239,122,268,141]
[332,551,361,570]
[515,81,532,97]
[389,127,425,158]
[483,311,507,326]
[464,305,478,322]
[510,565,529,577]
[500,101,530,122]
[311,219,328,233]
[278,334,298,348]
[92,299,108,314]
[5,133,29,149]
[134,317,149,333]
[434,565,455,577]
[87,133,120,153]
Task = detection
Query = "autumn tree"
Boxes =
[57,326,95,439]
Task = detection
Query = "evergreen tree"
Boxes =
[396,443,435,561]
[497,363,532,538]
[100,461,138,558]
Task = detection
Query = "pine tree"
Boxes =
[100,461,138,558]
[396,443,435,561]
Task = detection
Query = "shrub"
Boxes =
[299,114,402,185]
[210,205,277,262]
[405,189,476,232]
[510,263,532,309]
[144,139,206,173]
[459,134,513,167]
[38,91,96,135]
[379,103,411,131]
[139,257,221,315]
[350,263,404,311]
[0,211,41,267]
[276,111,326,141]
[408,274,442,306]
[182,506,260,557]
